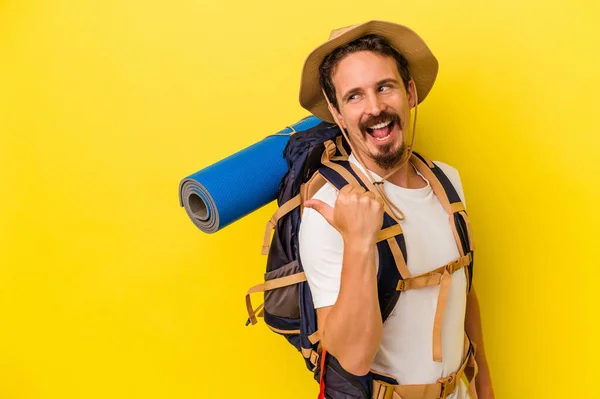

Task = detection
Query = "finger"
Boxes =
[340,185,365,197]
[353,185,366,195]
[363,191,384,208]
[339,185,355,195]
[303,199,334,225]
[363,191,376,199]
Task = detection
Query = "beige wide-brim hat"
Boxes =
[299,20,438,123]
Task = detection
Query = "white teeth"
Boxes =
[374,134,390,141]
[369,120,391,130]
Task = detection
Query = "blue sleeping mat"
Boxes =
[179,116,322,233]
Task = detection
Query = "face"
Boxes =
[329,51,416,171]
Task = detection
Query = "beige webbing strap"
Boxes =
[396,254,472,291]
[329,137,349,162]
[301,347,321,370]
[451,202,465,213]
[308,331,320,345]
[267,325,300,334]
[376,225,402,243]
[397,273,442,291]
[410,154,452,215]
[378,226,410,282]
[335,135,349,158]
[371,342,477,399]
[301,347,312,358]
[261,194,302,255]
[245,282,265,325]
[300,172,328,219]
[254,303,264,317]
[310,351,320,369]
[373,377,449,399]
[264,271,306,291]
[451,202,475,252]
[466,352,479,399]
[459,211,475,251]
[462,336,479,399]
[421,155,435,169]
[320,140,366,191]
[432,269,452,362]
[373,380,395,399]
[387,237,411,279]
[245,272,307,325]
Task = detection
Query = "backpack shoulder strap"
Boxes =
[410,152,475,291]
[411,152,464,209]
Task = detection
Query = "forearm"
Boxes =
[320,241,382,375]
[465,288,494,397]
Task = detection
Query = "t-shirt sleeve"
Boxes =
[298,183,344,309]
[433,161,467,209]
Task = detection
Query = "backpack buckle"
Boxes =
[437,372,457,398]
[372,380,395,399]
[396,280,405,291]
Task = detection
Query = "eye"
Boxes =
[378,85,391,92]
[348,93,360,102]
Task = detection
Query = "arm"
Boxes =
[304,185,384,376]
[316,239,382,375]
[465,288,495,398]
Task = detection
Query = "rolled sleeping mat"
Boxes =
[179,116,323,233]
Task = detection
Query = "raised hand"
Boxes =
[304,184,384,246]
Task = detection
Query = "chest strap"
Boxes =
[396,253,472,363]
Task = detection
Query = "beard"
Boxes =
[371,141,405,170]
[358,110,406,171]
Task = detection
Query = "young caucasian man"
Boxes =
[298,21,494,399]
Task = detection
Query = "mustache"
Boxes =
[359,111,402,136]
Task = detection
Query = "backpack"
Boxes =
[245,118,476,399]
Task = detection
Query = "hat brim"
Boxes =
[299,21,438,123]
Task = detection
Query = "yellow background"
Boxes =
[1,0,598,398]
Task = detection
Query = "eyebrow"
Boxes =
[341,78,400,102]
[376,78,399,86]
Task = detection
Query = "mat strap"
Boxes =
[261,194,302,255]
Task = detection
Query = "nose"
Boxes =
[364,91,385,116]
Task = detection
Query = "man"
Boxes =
[297,21,494,398]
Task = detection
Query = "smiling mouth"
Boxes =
[366,120,395,141]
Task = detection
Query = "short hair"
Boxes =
[319,34,411,111]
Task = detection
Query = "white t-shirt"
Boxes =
[298,153,471,399]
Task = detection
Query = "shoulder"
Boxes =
[307,180,338,206]
[299,181,339,239]
[432,161,467,206]
[298,179,345,253]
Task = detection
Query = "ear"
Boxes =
[327,102,347,130]
[407,79,417,108]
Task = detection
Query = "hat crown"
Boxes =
[328,24,359,41]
